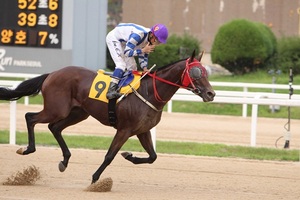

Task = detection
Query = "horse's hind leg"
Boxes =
[16,112,43,155]
[122,131,157,164]
[17,106,72,155]
[48,107,89,172]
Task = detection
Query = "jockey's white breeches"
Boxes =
[106,30,137,71]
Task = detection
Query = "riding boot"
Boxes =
[106,81,122,99]
[106,68,124,99]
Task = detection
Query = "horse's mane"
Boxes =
[154,58,187,72]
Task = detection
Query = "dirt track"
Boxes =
[1,145,300,200]
[1,104,300,199]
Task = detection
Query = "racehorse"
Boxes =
[0,51,215,184]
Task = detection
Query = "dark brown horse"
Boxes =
[0,51,215,184]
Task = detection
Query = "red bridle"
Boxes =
[146,58,208,102]
[181,58,208,87]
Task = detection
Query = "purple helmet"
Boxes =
[151,24,168,44]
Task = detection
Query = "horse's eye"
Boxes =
[189,67,202,79]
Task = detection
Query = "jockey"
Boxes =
[106,23,169,99]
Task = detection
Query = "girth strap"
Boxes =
[108,98,117,126]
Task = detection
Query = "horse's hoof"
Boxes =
[16,147,26,155]
[58,161,66,172]
[16,146,36,155]
[121,152,132,159]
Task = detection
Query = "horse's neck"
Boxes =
[158,61,185,83]
[142,61,185,110]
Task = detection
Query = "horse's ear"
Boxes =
[189,50,196,63]
[198,50,205,61]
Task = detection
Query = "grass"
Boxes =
[1,131,299,162]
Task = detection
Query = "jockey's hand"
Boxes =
[142,42,155,54]
[143,67,150,73]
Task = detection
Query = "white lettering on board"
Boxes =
[0,48,42,71]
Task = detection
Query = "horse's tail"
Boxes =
[0,74,49,101]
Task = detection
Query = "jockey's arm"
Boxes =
[139,54,149,70]
[124,33,150,70]
[124,33,143,57]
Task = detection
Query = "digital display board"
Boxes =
[0,0,62,48]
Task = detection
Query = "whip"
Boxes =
[118,64,156,101]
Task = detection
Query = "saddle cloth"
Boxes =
[88,70,142,103]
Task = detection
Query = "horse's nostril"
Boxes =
[207,91,215,98]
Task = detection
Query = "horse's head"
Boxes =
[181,51,215,102]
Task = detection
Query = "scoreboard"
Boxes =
[0,0,106,74]
[0,0,62,48]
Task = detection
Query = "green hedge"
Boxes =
[106,33,201,71]
[211,19,277,74]
[148,33,201,69]
[274,36,300,74]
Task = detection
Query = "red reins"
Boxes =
[148,71,185,102]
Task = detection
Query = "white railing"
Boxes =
[211,81,300,117]
[1,76,300,147]
[0,80,21,145]
[168,89,300,114]
[167,88,300,147]
[0,72,40,79]
[169,81,300,117]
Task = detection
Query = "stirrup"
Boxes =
[107,91,121,99]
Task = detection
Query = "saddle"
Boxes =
[88,70,142,103]
[88,70,142,127]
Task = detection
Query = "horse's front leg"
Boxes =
[92,131,129,184]
[122,131,157,164]
[16,112,38,155]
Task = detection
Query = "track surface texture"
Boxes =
[1,104,300,199]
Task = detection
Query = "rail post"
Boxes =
[9,101,16,145]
